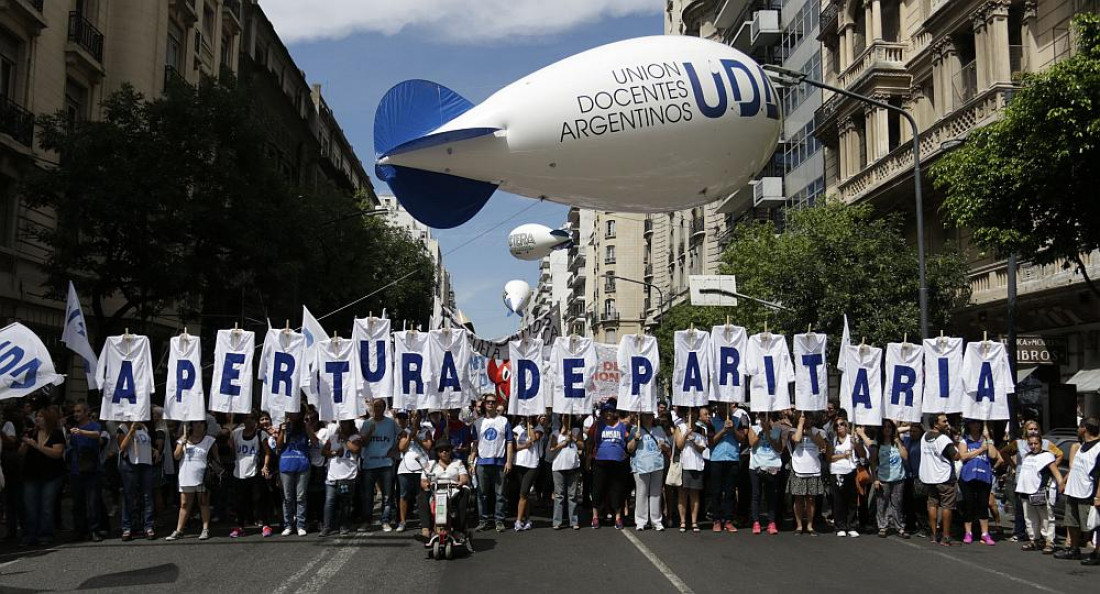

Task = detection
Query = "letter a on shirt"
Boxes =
[617,334,660,412]
[353,317,394,402]
[509,338,546,416]
[209,329,255,414]
[746,333,794,412]
[430,328,473,410]
[258,329,309,423]
[793,332,828,412]
[164,335,205,422]
[840,343,883,426]
[97,334,154,422]
[710,325,747,404]
[921,337,964,414]
[313,337,363,422]
[550,336,597,414]
[673,330,711,408]
[393,331,430,411]
[884,342,923,423]
[961,341,1013,421]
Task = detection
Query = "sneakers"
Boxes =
[495,521,505,532]
[279,527,291,537]
[615,518,624,530]
[980,533,995,546]
[878,529,888,538]
[198,529,210,541]
[1054,548,1083,560]
[836,530,847,537]
[121,531,132,542]
[476,521,489,532]
[382,523,394,533]
[229,528,242,539]
[654,523,665,532]
[165,531,183,541]
[146,529,156,541]
[724,522,737,533]
[1082,554,1100,566]
[591,516,600,529]
[848,530,859,538]
[963,532,973,544]
[514,520,524,532]
[712,522,722,533]
[752,522,762,535]
[318,530,330,538]
[297,528,307,537]
[396,523,406,533]
[636,524,646,531]
[767,522,778,535]
[523,521,533,531]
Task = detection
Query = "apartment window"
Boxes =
[605,245,615,264]
[605,219,616,238]
[64,78,90,122]
[604,299,616,316]
[202,3,215,39]
[0,177,16,249]
[221,33,232,66]
[166,21,184,70]
[0,29,19,101]
[604,273,616,293]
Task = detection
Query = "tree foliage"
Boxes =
[653,202,971,385]
[932,13,1100,295]
[20,77,435,344]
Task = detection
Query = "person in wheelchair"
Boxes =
[419,441,473,549]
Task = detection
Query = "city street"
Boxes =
[1,518,1095,593]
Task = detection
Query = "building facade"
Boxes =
[814,0,1100,420]
[0,0,371,399]
[524,247,568,335]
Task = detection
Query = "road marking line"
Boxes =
[889,538,1067,594]
[271,548,329,594]
[296,538,363,594]
[621,530,695,594]
[0,558,23,570]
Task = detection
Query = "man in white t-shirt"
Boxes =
[919,413,960,546]
[471,394,514,532]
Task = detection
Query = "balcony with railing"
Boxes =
[0,96,35,148]
[644,262,653,278]
[568,249,586,271]
[953,60,978,106]
[819,0,839,40]
[600,311,620,323]
[604,279,616,293]
[605,228,616,240]
[67,11,105,65]
[837,41,906,90]
[690,216,705,238]
[643,218,653,236]
[604,256,616,265]
[969,251,1100,306]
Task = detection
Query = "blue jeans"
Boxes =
[553,469,581,527]
[23,476,63,544]
[120,462,155,532]
[324,481,356,532]
[280,469,310,530]
[69,472,102,537]
[476,464,507,522]
[360,465,394,525]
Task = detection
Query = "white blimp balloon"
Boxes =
[502,280,533,316]
[508,223,571,261]
[374,35,782,229]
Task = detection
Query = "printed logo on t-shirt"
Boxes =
[483,428,499,441]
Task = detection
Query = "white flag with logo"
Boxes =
[61,282,98,390]
[0,323,64,400]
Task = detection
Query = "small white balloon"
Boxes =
[508,223,571,261]
[503,280,533,316]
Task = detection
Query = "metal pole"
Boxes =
[762,66,930,338]
[1006,252,1019,440]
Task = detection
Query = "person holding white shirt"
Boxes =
[397,414,433,533]
[628,412,671,531]
[827,417,866,538]
[228,413,271,538]
[920,413,961,546]
[166,421,219,541]
[1015,434,1065,553]
[675,409,708,533]
[512,417,544,532]
[117,420,157,541]
[549,419,583,530]
[320,420,363,537]
[748,412,785,535]
[789,411,827,535]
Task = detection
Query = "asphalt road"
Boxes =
[1,515,1096,594]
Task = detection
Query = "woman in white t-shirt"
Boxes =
[117,421,157,540]
[320,420,362,537]
[420,441,472,545]
[788,412,827,535]
[1015,435,1066,553]
[827,417,866,538]
[398,416,433,534]
[513,417,545,532]
[674,409,709,533]
[549,418,583,530]
[166,421,219,541]
[228,412,272,538]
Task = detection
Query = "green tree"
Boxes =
[653,202,971,385]
[20,77,435,345]
[932,13,1100,296]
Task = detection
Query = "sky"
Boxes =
[265,0,663,338]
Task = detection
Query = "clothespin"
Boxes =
[444,317,451,336]
[635,332,642,347]
[124,327,131,339]
[283,320,291,335]
[763,320,771,343]
[332,330,341,350]
[233,322,241,335]
[938,329,946,349]
[860,336,868,355]
[570,333,578,354]
[981,331,989,355]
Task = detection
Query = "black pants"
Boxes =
[708,461,739,523]
[233,474,270,526]
[592,460,629,517]
[830,471,857,531]
[418,487,471,533]
[960,479,991,523]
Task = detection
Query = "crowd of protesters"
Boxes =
[1,392,1097,567]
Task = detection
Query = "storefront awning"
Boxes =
[1067,368,1100,393]
[1017,366,1038,383]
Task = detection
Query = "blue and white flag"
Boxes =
[0,323,65,400]
[301,305,326,350]
[61,281,98,390]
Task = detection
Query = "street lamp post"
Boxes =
[763,64,930,339]
[606,274,665,326]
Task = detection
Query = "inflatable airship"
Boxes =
[374,35,782,229]
[508,223,572,261]
[502,280,533,316]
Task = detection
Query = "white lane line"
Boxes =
[889,538,1067,594]
[271,548,329,594]
[0,558,23,570]
[621,530,696,594]
[296,538,364,594]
